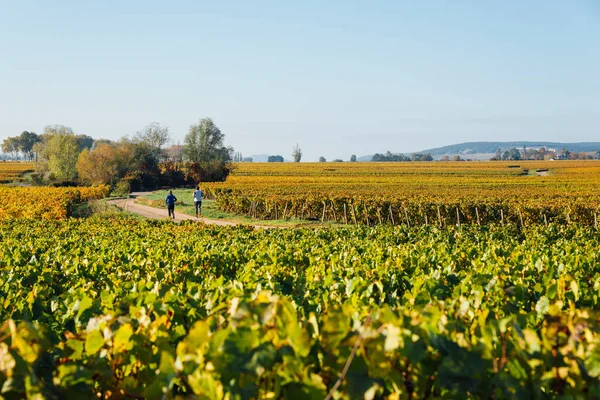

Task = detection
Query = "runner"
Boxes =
[165,190,177,219]
[193,185,204,218]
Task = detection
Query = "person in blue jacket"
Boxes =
[165,190,177,219]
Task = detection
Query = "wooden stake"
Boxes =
[519,210,524,227]
[404,207,410,228]
[275,203,278,220]
[544,214,548,226]
[389,206,395,225]
[351,204,358,225]
[456,207,460,227]
[343,203,348,224]
[283,202,288,220]
[301,202,305,220]
[321,201,326,222]
[331,201,338,223]
[437,205,442,227]
[475,207,481,226]
[377,208,382,225]
[595,213,598,229]
[363,203,369,226]
[500,209,504,226]
[425,214,428,226]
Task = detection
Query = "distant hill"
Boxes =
[420,142,600,157]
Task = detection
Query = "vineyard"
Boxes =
[0,162,34,184]
[0,185,109,220]
[1,216,600,398]
[205,161,600,226]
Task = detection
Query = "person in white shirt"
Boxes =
[193,186,204,217]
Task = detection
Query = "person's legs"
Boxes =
[168,205,175,219]
[198,201,202,216]
[195,201,199,217]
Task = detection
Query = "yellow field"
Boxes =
[205,161,600,225]
[0,185,109,220]
[0,162,35,183]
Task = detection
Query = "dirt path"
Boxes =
[108,197,276,229]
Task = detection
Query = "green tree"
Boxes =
[43,126,80,180]
[319,156,326,162]
[183,118,232,163]
[267,155,284,162]
[292,143,302,162]
[350,154,357,162]
[135,122,170,160]
[18,131,41,161]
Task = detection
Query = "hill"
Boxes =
[420,141,600,157]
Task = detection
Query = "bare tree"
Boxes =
[292,143,302,162]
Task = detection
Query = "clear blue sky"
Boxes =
[1,1,598,161]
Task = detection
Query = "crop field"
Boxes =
[2,162,600,399]
[0,185,109,220]
[205,161,600,226]
[0,162,34,183]
[2,217,600,398]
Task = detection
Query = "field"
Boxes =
[0,162,34,183]
[2,162,600,399]
[205,161,600,226]
[0,185,109,220]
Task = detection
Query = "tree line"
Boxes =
[1,118,233,191]
[490,147,600,161]
[371,151,433,162]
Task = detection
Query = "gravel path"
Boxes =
[108,197,276,229]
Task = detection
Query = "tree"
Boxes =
[267,155,284,162]
[319,156,326,162]
[77,143,121,185]
[75,135,95,152]
[135,123,170,149]
[332,159,343,162]
[183,118,232,163]
[18,131,41,161]
[440,155,450,162]
[43,126,80,180]
[292,144,302,162]
[233,152,243,162]
[1,137,20,160]
[350,154,357,162]
[242,157,253,162]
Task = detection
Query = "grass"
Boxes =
[72,199,144,221]
[135,189,343,228]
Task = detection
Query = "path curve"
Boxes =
[108,197,276,229]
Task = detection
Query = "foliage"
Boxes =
[134,122,171,161]
[350,154,357,162]
[183,118,232,163]
[206,161,600,225]
[372,151,411,162]
[77,143,122,185]
[0,162,34,183]
[0,185,109,219]
[44,129,80,180]
[268,155,284,162]
[1,217,600,398]
[186,161,232,183]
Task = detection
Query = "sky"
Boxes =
[1,1,598,161]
